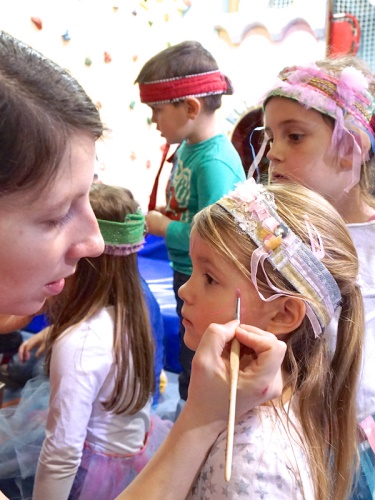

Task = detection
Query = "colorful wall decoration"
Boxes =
[0,0,329,209]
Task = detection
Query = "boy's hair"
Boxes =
[135,40,233,113]
[0,31,103,197]
[45,184,155,415]
[262,55,375,204]
[193,182,363,500]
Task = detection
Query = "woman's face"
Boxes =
[0,132,104,315]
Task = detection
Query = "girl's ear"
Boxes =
[339,129,371,170]
[184,97,201,119]
[266,296,306,337]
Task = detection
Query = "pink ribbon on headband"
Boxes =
[139,70,228,104]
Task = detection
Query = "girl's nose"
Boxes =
[266,140,282,162]
[178,278,193,304]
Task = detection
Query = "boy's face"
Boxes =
[149,102,191,144]
[0,132,104,315]
[264,97,353,202]
[178,228,271,351]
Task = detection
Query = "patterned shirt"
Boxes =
[188,404,314,499]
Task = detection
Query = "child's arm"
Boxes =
[0,314,34,334]
[146,210,171,237]
[116,322,286,500]
[18,326,50,362]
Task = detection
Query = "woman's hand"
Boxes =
[185,321,286,428]
[18,327,50,362]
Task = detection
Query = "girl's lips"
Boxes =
[182,317,193,328]
[272,173,286,181]
[45,278,65,296]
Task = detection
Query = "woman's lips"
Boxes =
[45,278,65,296]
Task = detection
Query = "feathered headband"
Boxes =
[97,210,146,256]
[250,64,375,192]
[139,70,230,105]
[217,178,342,336]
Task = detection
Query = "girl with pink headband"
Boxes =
[258,55,375,499]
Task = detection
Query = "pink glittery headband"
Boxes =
[217,178,342,337]
[139,70,229,105]
[250,64,375,192]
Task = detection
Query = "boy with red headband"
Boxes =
[136,41,245,406]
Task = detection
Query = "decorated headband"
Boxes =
[217,178,342,336]
[250,64,375,192]
[139,70,229,105]
[97,210,146,256]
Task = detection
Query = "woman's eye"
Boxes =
[49,212,73,228]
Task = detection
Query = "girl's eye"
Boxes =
[204,273,217,285]
[264,132,272,143]
[289,133,303,142]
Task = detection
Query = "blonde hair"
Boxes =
[45,184,155,415]
[193,182,363,499]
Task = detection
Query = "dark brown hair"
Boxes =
[0,31,103,196]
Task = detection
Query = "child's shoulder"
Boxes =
[56,306,115,351]
[181,134,242,167]
[190,406,313,499]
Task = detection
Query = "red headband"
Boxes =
[139,70,229,104]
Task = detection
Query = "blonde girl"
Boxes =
[180,179,363,499]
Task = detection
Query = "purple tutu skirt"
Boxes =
[68,414,172,500]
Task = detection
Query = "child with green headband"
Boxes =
[258,55,375,498]
[136,40,245,408]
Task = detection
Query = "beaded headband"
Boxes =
[139,70,229,105]
[217,179,342,336]
[97,210,146,256]
[250,64,375,192]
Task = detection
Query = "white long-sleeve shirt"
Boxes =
[348,221,375,421]
[33,307,151,500]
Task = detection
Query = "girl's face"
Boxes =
[178,228,271,351]
[0,132,104,315]
[264,97,353,202]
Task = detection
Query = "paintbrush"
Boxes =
[225,290,241,482]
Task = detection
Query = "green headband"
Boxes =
[97,210,146,256]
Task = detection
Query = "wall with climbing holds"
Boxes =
[0,0,328,209]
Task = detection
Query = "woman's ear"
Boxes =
[184,97,201,119]
[266,296,306,337]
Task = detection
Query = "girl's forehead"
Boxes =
[264,97,326,124]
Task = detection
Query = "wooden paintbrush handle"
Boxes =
[225,337,241,481]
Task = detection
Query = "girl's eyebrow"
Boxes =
[264,119,307,132]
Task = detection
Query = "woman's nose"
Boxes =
[70,209,104,260]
